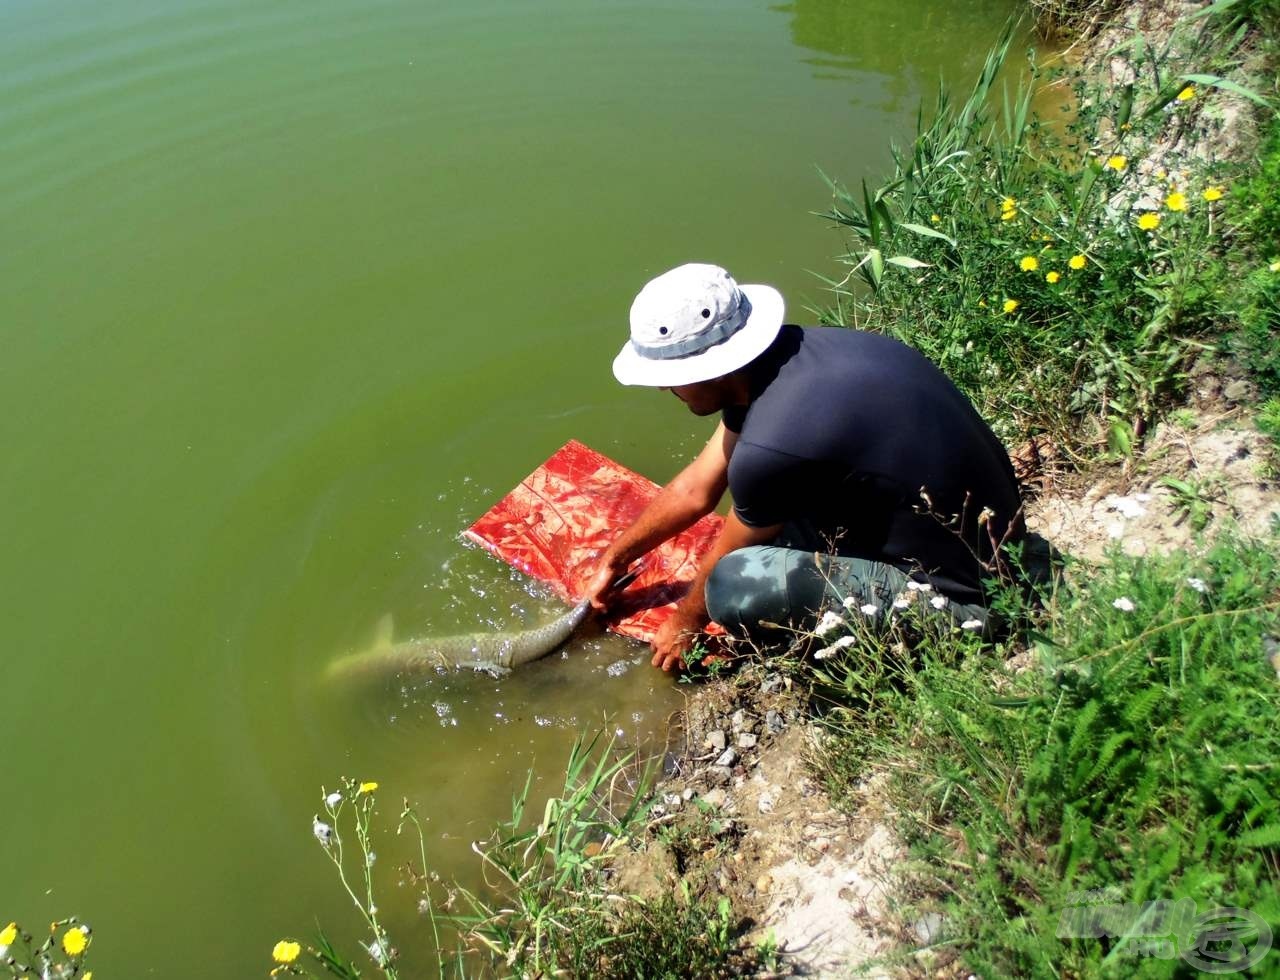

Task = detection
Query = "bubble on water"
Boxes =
[433,701,455,728]
[606,660,631,677]
[534,715,554,727]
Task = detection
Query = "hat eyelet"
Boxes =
[658,326,668,335]
[701,309,711,318]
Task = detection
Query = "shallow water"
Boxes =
[1,0,1022,973]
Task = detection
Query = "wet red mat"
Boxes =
[463,440,723,643]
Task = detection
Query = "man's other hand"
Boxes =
[651,607,705,673]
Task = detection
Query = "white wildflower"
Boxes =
[815,635,857,660]
[325,791,342,808]
[1186,577,1208,594]
[906,580,933,593]
[930,595,949,610]
[313,816,333,846]
[859,602,880,616]
[814,610,846,637]
[892,596,912,610]
[1113,597,1136,612]
[842,595,859,610]
[366,938,391,967]
[961,619,983,630]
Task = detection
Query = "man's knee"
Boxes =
[705,546,826,633]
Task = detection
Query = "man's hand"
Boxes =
[584,552,630,612]
[651,605,707,673]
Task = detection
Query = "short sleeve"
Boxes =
[729,443,806,528]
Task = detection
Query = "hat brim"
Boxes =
[611,283,785,387]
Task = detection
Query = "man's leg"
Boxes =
[704,546,990,639]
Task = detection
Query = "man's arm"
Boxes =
[584,422,738,608]
[650,508,782,671]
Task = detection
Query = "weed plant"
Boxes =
[275,737,757,979]
[0,918,93,979]
[1224,113,1280,396]
[816,11,1273,460]
[807,533,1280,976]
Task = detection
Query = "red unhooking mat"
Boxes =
[462,440,724,643]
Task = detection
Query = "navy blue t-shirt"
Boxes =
[721,326,1023,604]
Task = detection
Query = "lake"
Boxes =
[0,0,1022,973]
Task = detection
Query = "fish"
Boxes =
[325,599,596,682]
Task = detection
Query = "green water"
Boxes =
[1,0,1022,973]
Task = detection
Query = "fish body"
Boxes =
[326,599,594,683]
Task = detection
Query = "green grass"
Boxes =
[814,11,1273,459]
[806,534,1280,976]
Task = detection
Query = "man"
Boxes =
[585,263,1025,672]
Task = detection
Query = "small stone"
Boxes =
[914,912,945,944]
[706,767,732,788]
[737,732,758,750]
[758,794,775,814]
[812,836,831,853]
[682,787,695,801]
[715,747,739,768]
[705,729,727,753]
[731,709,755,733]
[1224,379,1252,403]
[756,872,773,894]
[766,710,784,733]
[703,787,729,808]
[662,793,683,810]
[760,674,784,695]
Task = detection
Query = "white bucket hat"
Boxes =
[612,263,785,387]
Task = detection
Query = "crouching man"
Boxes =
[585,263,1025,672]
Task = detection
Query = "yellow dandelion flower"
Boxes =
[1155,168,1167,180]
[62,928,87,957]
[1019,256,1039,272]
[1046,271,1061,284]
[1068,254,1087,270]
[84,974,92,980]
[1003,299,1020,314]
[1001,196,1017,211]
[358,781,379,794]
[1203,186,1223,202]
[1001,209,1018,222]
[978,298,987,308]
[1106,155,1127,171]
[1137,212,1161,231]
[273,940,302,964]
[929,213,941,224]
[1177,85,1196,101]
[1165,192,1188,212]
[1,922,17,947]
[1270,259,1280,272]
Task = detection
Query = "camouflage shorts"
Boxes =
[704,545,991,640]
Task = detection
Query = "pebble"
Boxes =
[731,709,756,734]
[737,732,758,750]
[766,709,784,733]
[705,729,727,752]
[662,793,683,810]
[707,766,732,787]
[703,787,729,808]
[715,747,738,768]
[1224,379,1252,402]
[681,787,695,802]
[914,912,945,944]
[757,794,775,814]
[755,872,773,894]
[760,674,784,695]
